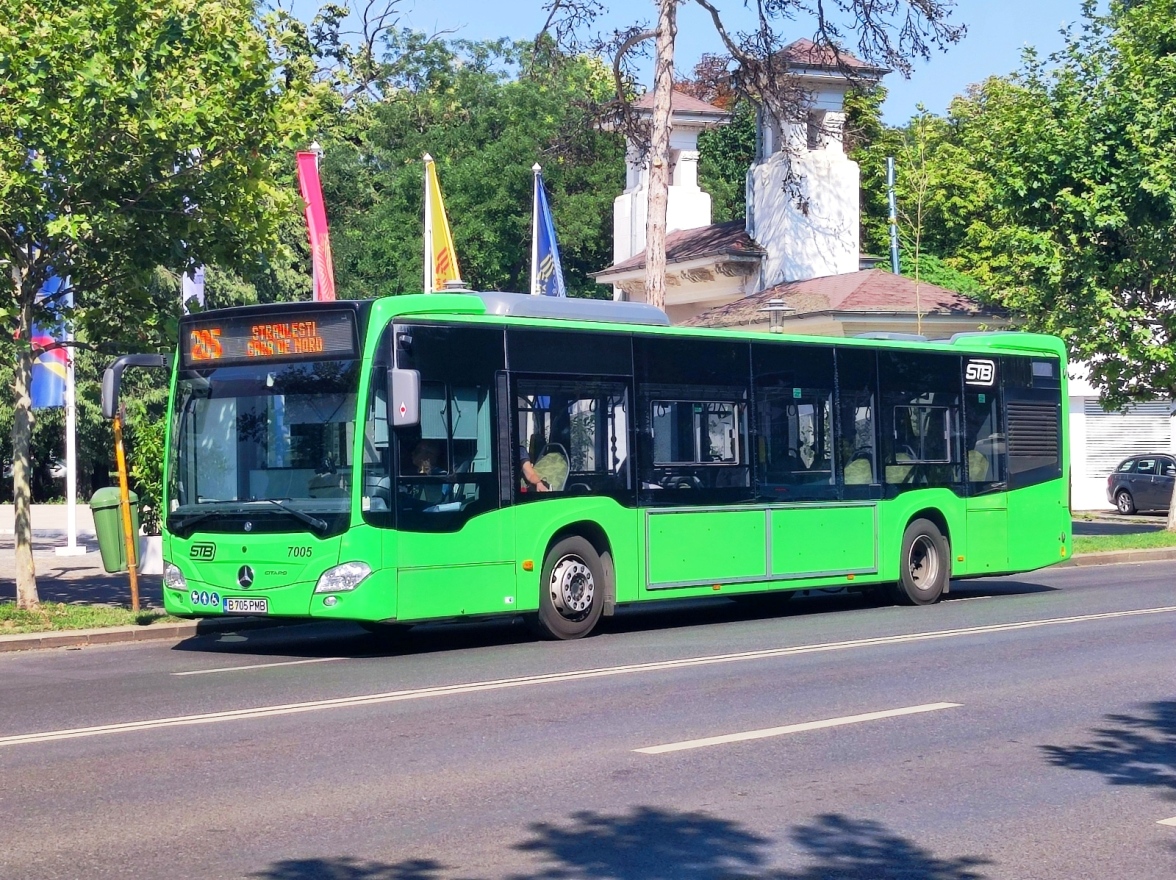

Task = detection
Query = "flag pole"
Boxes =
[423,153,434,293]
[310,141,323,299]
[531,163,542,296]
[55,333,85,556]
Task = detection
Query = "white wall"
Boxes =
[747,146,860,286]
[612,178,713,265]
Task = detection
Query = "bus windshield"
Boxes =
[167,358,360,536]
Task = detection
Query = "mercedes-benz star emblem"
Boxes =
[237,565,254,589]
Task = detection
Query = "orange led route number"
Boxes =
[188,320,327,362]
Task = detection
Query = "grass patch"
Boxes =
[0,602,180,635]
[1073,529,1176,554]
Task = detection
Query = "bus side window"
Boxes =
[361,330,393,518]
[835,348,878,494]
[964,385,1006,490]
[878,351,962,490]
[512,377,630,500]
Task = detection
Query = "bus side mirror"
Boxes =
[389,368,420,428]
[101,354,170,419]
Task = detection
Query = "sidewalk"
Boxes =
[2,506,1174,652]
[0,502,96,539]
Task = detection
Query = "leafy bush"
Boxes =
[125,392,168,536]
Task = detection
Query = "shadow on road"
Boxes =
[248,808,991,879]
[1040,700,1176,803]
[171,573,1058,660]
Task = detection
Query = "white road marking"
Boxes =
[2,604,1174,748]
[172,657,344,676]
[635,702,962,754]
[1158,817,1176,827]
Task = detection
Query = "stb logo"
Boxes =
[190,543,215,560]
[965,359,996,387]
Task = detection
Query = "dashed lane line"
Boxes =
[635,702,962,754]
[2,605,1174,748]
[172,657,345,676]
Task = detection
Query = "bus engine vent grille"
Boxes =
[1007,400,1059,460]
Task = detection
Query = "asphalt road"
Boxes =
[1,561,1174,880]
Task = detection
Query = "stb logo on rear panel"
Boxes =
[190,542,216,561]
[964,359,996,387]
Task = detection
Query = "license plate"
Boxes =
[223,597,268,614]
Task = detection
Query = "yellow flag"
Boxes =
[423,155,461,292]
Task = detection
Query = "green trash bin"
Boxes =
[90,486,140,573]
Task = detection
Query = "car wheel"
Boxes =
[1115,490,1136,515]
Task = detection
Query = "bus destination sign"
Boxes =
[181,310,358,367]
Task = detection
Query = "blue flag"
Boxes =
[531,168,566,297]
[30,273,70,409]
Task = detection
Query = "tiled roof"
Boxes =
[593,220,764,277]
[681,269,998,327]
[777,38,889,75]
[632,90,729,116]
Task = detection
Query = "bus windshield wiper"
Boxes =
[169,511,219,534]
[259,499,330,534]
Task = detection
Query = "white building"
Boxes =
[1068,367,1175,510]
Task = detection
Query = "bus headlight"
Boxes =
[163,564,187,592]
[314,561,372,594]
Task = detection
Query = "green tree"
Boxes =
[944,3,1176,399]
[0,0,293,607]
[904,1,1176,526]
[696,101,756,223]
[323,37,624,299]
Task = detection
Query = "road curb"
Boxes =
[3,547,1174,653]
[0,616,284,653]
[1060,546,1176,567]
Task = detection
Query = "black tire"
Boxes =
[535,536,606,640]
[1115,490,1136,515]
[896,518,949,606]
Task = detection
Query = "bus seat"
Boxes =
[968,449,990,482]
[844,457,872,485]
[885,452,914,485]
[533,443,569,491]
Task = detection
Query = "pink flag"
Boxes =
[296,150,336,302]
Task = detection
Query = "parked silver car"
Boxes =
[1107,454,1175,514]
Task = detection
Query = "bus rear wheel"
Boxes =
[535,536,605,640]
[897,519,949,606]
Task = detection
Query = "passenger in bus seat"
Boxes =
[519,445,550,492]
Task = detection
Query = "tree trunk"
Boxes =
[1167,477,1176,532]
[644,0,677,312]
[12,283,39,609]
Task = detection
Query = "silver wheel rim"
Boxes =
[907,535,940,591]
[549,554,595,619]
[1118,493,1131,513]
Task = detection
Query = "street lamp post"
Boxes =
[758,297,794,333]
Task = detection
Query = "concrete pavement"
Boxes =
[2,504,1174,652]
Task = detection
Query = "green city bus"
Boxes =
[156,291,1071,639]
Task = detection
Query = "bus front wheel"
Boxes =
[535,536,605,640]
[897,519,949,606]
